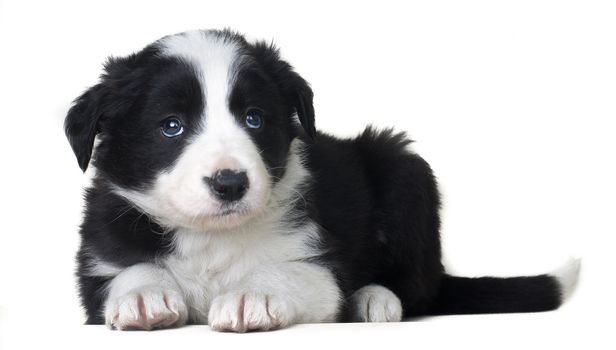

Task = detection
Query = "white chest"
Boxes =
[162,220,320,322]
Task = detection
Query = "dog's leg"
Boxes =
[208,262,341,332]
[103,263,188,330]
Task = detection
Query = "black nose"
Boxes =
[204,169,249,202]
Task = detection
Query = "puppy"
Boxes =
[65,29,579,332]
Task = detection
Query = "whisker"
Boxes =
[269,175,308,207]
[105,204,137,226]
[130,211,147,234]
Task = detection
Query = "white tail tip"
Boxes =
[550,257,581,303]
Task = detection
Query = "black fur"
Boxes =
[76,179,175,324]
[66,29,566,325]
[426,275,561,315]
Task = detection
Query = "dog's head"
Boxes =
[65,30,315,230]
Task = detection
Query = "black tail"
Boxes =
[426,259,580,315]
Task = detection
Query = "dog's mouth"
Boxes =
[162,197,250,229]
[185,203,259,230]
[211,206,246,218]
[216,209,238,217]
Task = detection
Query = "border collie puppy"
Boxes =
[65,29,579,332]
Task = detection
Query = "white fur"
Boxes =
[98,140,341,330]
[103,263,188,330]
[207,291,292,332]
[84,256,123,278]
[350,285,403,322]
[112,30,270,230]
[161,142,341,327]
[550,257,581,302]
[207,261,340,332]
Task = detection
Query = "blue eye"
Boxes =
[161,117,183,137]
[245,110,263,129]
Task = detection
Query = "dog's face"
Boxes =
[65,30,315,230]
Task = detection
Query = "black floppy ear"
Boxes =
[64,83,109,172]
[65,54,143,171]
[252,42,316,139]
[294,81,316,140]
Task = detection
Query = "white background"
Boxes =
[1,0,615,349]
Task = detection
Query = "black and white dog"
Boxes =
[65,29,579,332]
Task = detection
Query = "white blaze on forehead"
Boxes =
[160,31,240,115]
[158,30,241,127]
[157,30,251,163]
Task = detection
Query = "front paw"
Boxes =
[104,287,188,331]
[208,291,295,332]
